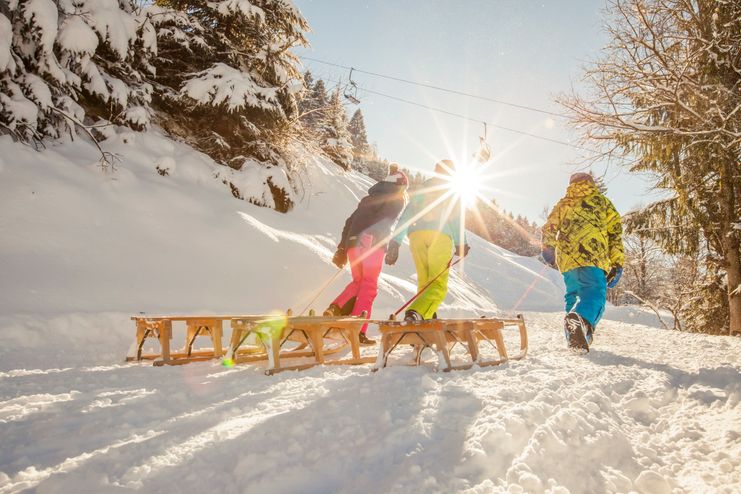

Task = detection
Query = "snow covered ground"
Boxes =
[1,131,739,493]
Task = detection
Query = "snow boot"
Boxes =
[404,310,423,323]
[323,304,342,317]
[564,312,591,353]
[359,332,376,346]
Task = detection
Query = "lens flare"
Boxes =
[448,163,482,208]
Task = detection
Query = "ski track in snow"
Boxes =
[0,313,739,494]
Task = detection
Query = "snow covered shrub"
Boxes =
[144,0,309,210]
[0,0,156,141]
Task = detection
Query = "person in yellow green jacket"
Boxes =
[385,160,470,322]
[541,172,624,352]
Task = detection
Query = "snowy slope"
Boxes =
[0,131,739,494]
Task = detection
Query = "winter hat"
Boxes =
[384,170,409,188]
[434,159,456,176]
[569,172,595,184]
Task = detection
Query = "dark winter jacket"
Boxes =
[339,181,406,250]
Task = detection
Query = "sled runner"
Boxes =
[373,315,528,372]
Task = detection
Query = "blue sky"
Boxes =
[293,0,658,222]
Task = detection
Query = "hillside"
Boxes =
[0,131,739,494]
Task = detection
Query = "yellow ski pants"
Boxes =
[407,230,453,319]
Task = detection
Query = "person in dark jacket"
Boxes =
[324,170,409,344]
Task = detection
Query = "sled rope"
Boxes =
[299,268,344,316]
[392,256,461,318]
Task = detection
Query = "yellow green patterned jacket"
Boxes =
[542,181,624,273]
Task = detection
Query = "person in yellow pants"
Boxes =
[385,160,470,321]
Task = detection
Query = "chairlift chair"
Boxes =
[343,68,361,105]
[475,122,492,163]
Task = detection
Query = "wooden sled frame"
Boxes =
[373,315,528,372]
[127,314,528,373]
[226,315,376,374]
[127,315,272,366]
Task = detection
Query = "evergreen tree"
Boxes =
[562,0,741,334]
[318,89,352,169]
[347,109,371,163]
[1,0,155,141]
[147,0,309,170]
[299,77,328,134]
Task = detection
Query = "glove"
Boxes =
[455,244,470,258]
[607,265,623,288]
[541,246,556,268]
[385,240,400,265]
[332,247,347,268]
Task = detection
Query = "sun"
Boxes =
[447,163,482,208]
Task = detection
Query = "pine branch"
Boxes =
[49,106,120,172]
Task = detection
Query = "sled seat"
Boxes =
[128,315,266,365]
[226,313,376,374]
[373,315,528,372]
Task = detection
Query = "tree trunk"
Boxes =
[724,233,741,335]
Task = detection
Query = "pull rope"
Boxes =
[392,256,461,318]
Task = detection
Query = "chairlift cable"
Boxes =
[301,55,568,118]
[352,84,593,152]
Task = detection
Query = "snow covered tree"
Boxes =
[466,197,539,256]
[561,0,741,334]
[317,89,352,169]
[1,0,156,143]
[347,108,371,164]
[298,76,328,135]
[139,0,309,211]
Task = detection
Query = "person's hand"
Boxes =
[385,240,400,265]
[607,265,623,288]
[540,246,556,268]
[332,248,347,268]
[455,244,471,257]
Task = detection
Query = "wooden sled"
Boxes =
[226,314,376,374]
[373,315,528,372]
[127,315,269,366]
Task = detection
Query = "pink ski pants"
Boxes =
[331,233,384,333]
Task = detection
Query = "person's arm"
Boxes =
[540,201,563,267]
[392,197,416,243]
[605,199,624,267]
[541,201,562,249]
[446,204,464,247]
[338,208,358,250]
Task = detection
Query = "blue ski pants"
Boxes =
[563,266,607,328]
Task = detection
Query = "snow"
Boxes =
[21,0,58,53]
[209,0,266,21]
[0,15,13,72]
[1,130,740,493]
[83,0,139,61]
[104,74,128,107]
[181,63,280,113]
[20,73,53,110]
[57,15,99,55]
[0,82,39,130]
